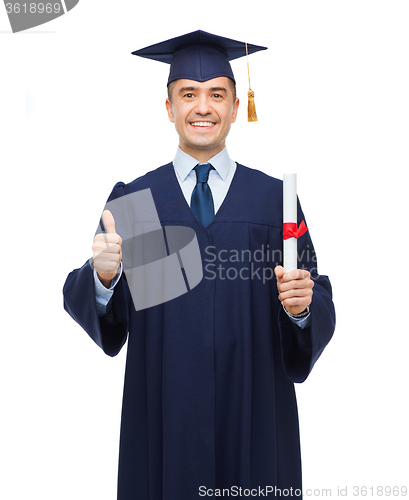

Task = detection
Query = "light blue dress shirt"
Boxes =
[174,146,236,213]
[93,147,311,328]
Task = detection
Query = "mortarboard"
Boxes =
[132,30,267,122]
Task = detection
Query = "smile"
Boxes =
[190,121,215,127]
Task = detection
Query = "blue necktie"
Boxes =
[190,163,215,227]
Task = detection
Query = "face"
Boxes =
[165,77,239,162]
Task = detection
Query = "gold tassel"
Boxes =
[246,42,258,122]
[247,88,258,122]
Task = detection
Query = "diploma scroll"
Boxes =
[283,173,298,272]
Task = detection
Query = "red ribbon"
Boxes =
[283,220,308,240]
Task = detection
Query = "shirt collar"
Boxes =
[173,147,233,182]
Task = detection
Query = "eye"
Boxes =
[184,93,195,99]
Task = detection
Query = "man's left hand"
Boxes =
[274,266,314,316]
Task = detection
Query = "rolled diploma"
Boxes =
[283,173,297,272]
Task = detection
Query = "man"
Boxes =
[63,30,335,500]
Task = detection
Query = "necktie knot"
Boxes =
[194,163,213,183]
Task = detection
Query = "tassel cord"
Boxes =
[245,42,258,122]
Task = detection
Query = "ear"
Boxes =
[165,98,175,123]
[231,98,240,124]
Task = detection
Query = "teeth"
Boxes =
[191,122,214,127]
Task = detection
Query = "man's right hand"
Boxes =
[92,210,122,288]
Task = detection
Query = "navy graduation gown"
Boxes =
[63,162,335,499]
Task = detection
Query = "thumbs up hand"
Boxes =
[92,210,123,288]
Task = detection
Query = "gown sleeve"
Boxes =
[63,182,132,357]
[278,199,336,383]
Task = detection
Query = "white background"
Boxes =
[1,1,408,498]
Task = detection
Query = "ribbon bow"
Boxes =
[283,220,308,240]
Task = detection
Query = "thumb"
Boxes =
[102,210,116,234]
[274,265,285,279]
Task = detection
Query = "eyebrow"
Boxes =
[178,86,199,94]
[209,87,227,93]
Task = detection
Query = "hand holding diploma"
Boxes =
[274,266,313,316]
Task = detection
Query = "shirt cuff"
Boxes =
[93,263,123,316]
[282,304,311,330]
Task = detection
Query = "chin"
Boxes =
[185,139,216,150]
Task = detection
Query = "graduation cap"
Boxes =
[132,30,267,122]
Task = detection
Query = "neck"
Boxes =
[178,141,225,164]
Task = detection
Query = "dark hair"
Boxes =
[167,78,237,103]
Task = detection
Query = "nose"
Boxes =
[194,95,212,116]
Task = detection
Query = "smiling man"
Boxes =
[165,78,239,161]
[63,31,335,500]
